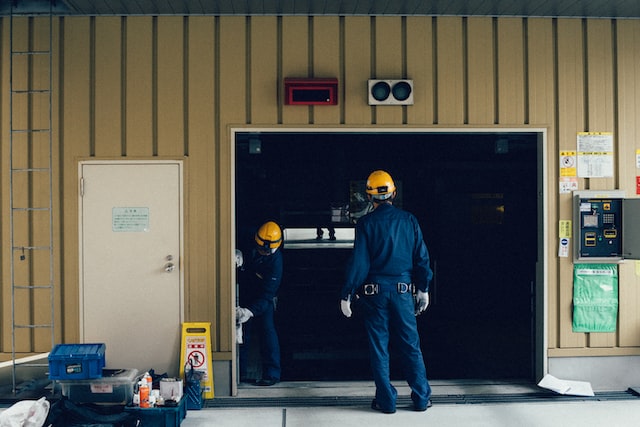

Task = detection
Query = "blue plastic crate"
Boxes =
[48,343,106,380]
[125,397,187,427]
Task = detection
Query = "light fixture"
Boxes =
[368,79,414,105]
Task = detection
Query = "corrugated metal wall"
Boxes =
[2,15,640,363]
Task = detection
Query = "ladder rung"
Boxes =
[13,246,52,251]
[11,168,51,173]
[14,324,53,329]
[11,50,51,55]
[14,363,49,368]
[11,129,50,134]
[11,207,51,212]
[11,89,51,94]
[13,285,53,290]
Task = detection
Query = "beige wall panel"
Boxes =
[584,19,617,348]
[9,19,29,133]
[9,16,28,51]
[157,17,185,157]
[467,17,494,125]
[312,16,341,124]
[584,19,615,193]
[282,16,310,124]
[497,18,525,125]
[619,262,640,347]
[406,17,434,124]
[31,19,52,133]
[250,17,279,124]
[185,17,216,327]
[585,19,615,136]
[7,13,640,362]
[124,17,154,156]
[94,17,123,157]
[374,17,404,124]
[1,18,10,351]
[526,19,558,347]
[556,18,586,349]
[615,20,640,347]
[61,17,93,343]
[218,16,247,352]
[436,17,464,125]
[343,17,371,125]
[527,19,555,126]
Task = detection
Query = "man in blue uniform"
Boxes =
[236,221,284,386]
[340,170,432,413]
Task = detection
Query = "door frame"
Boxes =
[230,126,548,391]
[77,158,185,343]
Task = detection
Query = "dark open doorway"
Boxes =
[235,131,540,382]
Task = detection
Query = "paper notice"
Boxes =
[538,374,594,397]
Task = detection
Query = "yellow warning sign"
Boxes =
[180,322,214,399]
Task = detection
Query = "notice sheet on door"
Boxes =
[112,207,150,232]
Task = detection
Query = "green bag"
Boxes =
[572,264,618,333]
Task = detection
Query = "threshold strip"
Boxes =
[205,390,640,408]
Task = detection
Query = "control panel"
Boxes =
[576,195,622,259]
[574,190,624,261]
[574,190,640,262]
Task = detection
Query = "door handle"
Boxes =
[164,262,175,273]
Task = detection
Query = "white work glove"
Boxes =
[235,249,244,268]
[236,307,253,324]
[415,290,429,316]
[340,296,352,318]
[236,322,244,344]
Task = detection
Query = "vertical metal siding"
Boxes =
[1,15,640,360]
[617,20,640,348]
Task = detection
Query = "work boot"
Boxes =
[371,399,396,414]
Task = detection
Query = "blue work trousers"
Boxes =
[239,301,281,381]
[361,290,431,412]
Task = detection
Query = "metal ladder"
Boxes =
[9,2,55,393]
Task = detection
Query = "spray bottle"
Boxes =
[139,379,150,408]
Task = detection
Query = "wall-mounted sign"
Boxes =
[112,207,150,232]
[560,150,577,177]
[577,132,614,178]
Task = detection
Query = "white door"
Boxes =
[79,160,183,377]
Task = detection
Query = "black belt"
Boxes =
[362,282,413,296]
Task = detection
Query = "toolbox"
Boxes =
[48,343,106,380]
[56,368,138,405]
[125,396,187,427]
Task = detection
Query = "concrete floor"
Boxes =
[3,379,640,426]
[180,380,640,427]
[182,401,640,427]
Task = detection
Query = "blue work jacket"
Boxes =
[240,248,283,317]
[341,203,432,300]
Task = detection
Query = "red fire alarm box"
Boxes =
[284,78,338,105]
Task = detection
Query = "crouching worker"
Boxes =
[236,221,283,386]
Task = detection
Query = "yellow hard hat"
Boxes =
[255,221,283,251]
[366,170,396,200]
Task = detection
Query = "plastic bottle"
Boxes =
[139,380,150,408]
[144,372,153,393]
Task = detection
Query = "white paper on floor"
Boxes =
[538,374,595,397]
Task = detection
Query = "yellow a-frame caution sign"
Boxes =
[180,322,214,398]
